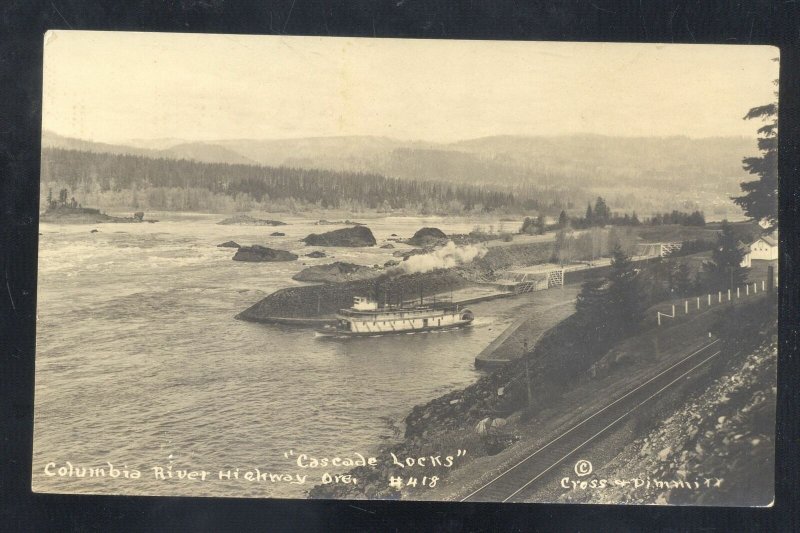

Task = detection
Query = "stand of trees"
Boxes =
[565,196,704,229]
[574,247,646,355]
[45,187,79,210]
[646,210,706,226]
[41,148,571,215]
[551,226,637,265]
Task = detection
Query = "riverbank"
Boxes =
[547,299,776,506]
[473,288,578,368]
[308,290,774,501]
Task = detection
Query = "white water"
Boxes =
[32,212,527,498]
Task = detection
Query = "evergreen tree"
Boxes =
[594,196,611,226]
[686,210,706,226]
[46,188,53,207]
[535,214,546,235]
[520,217,535,235]
[703,221,748,289]
[671,262,693,297]
[558,210,568,228]
[606,246,645,335]
[574,277,609,348]
[733,71,778,232]
[554,228,569,265]
[585,202,594,226]
[574,247,644,352]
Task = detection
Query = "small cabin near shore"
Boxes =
[750,233,778,261]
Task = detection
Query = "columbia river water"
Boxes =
[33,212,547,498]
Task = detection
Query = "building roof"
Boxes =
[759,235,778,247]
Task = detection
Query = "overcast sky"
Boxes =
[42,31,779,144]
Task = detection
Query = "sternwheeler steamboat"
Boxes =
[316,296,474,338]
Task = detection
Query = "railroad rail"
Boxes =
[460,339,722,502]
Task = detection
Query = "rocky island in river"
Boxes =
[303,226,377,247]
[292,261,380,283]
[217,214,287,226]
[40,205,155,224]
[232,245,298,262]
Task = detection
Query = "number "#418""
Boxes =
[388,475,439,489]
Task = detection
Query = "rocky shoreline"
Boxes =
[558,301,777,506]
[307,291,776,502]
[306,310,593,500]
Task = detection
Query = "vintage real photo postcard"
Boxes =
[33,31,778,505]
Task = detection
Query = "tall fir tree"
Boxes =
[703,221,748,289]
[733,68,778,232]
[558,210,569,228]
[585,202,594,226]
[606,246,645,335]
[594,196,611,226]
[574,276,609,349]
[670,261,694,297]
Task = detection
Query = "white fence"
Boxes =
[656,278,774,326]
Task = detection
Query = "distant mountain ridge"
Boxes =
[42,131,256,166]
[42,130,756,193]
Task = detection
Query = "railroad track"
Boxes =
[460,339,722,502]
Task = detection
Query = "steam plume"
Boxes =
[400,241,488,274]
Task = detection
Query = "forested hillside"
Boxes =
[40,148,572,214]
[42,131,754,217]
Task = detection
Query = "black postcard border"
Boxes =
[1,1,798,531]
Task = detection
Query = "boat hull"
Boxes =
[315,319,473,338]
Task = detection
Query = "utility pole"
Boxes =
[523,340,532,409]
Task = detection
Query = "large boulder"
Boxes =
[291,261,379,283]
[408,227,447,246]
[305,250,327,258]
[217,240,241,248]
[217,214,287,226]
[303,226,376,247]
[233,245,298,262]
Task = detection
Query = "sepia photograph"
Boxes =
[33,31,779,505]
